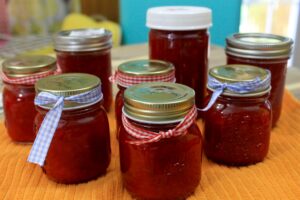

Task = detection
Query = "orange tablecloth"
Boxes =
[1,91,300,200]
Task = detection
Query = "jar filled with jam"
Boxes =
[53,28,113,111]
[31,73,111,184]
[204,65,272,166]
[114,59,175,135]
[147,6,212,111]
[1,55,56,143]
[119,82,202,200]
[226,33,293,127]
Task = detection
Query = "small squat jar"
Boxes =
[54,28,113,111]
[119,82,202,200]
[226,33,293,127]
[1,55,56,143]
[34,73,111,184]
[204,65,272,166]
[114,59,175,134]
[147,6,212,110]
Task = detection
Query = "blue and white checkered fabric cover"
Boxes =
[198,70,271,111]
[27,87,103,166]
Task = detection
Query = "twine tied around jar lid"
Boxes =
[122,106,197,145]
[199,64,271,112]
[1,55,58,85]
[28,73,103,166]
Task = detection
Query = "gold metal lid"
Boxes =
[124,82,195,123]
[36,73,101,109]
[118,59,174,76]
[2,55,56,78]
[208,64,271,97]
[226,33,293,59]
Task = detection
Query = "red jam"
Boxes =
[227,55,288,127]
[119,121,202,200]
[35,102,111,184]
[204,93,272,165]
[3,83,36,142]
[149,29,209,110]
[56,50,112,111]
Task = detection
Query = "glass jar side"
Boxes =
[3,82,36,143]
[227,54,288,127]
[35,102,111,184]
[115,85,126,138]
[204,92,272,166]
[55,49,112,111]
[149,29,209,111]
[119,118,202,200]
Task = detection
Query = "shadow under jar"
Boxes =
[226,33,293,127]
[204,65,272,166]
[119,82,202,200]
[54,28,113,111]
[114,59,175,137]
[147,6,212,113]
[1,55,56,143]
[33,73,111,184]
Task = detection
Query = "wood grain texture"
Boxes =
[0,91,300,200]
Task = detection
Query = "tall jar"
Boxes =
[204,65,272,166]
[114,59,175,135]
[147,6,212,111]
[226,33,293,127]
[119,82,202,200]
[1,55,56,143]
[53,28,113,111]
[29,73,111,184]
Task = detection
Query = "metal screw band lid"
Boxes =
[208,64,271,97]
[124,82,195,123]
[118,59,174,76]
[36,73,102,109]
[2,55,56,78]
[53,28,112,52]
[226,33,293,59]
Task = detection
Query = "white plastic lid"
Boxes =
[146,6,212,30]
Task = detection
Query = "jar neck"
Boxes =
[37,101,103,118]
[126,117,180,133]
[117,84,127,90]
[227,54,289,64]
[4,82,35,89]
[208,90,269,103]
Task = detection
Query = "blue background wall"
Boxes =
[120,0,242,46]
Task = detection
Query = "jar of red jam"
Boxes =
[204,65,272,166]
[1,55,56,143]
[226,33,293,127]
[54,28,113,111]
[113,59,175,135]
[147,6,212,111]
[119,82,202,200]
[30,73,111,184]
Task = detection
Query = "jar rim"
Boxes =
[2,55,56,78]
[226,33,293,59]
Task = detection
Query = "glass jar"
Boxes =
[147,6,212,111]
[114,59,175,135]
[204,65,272,166]
[119,82,202,200]
[54,28,113,111]
[226,33,293,127]
[32,73,111,184]
[1,55,56,143]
